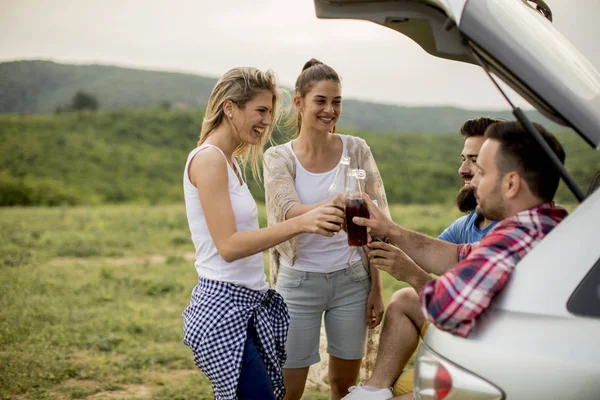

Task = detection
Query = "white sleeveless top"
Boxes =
[183,144,268,292]
[280,135,361,273]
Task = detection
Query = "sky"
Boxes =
[1,0,599,110]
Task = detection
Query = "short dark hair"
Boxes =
[484,121,565,201]
[459,117,504,138]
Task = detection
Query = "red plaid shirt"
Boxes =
[420,202,568,337]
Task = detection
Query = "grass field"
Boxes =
[0,203,465,399]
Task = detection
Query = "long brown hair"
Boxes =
[291,58,341,137]
[197,67,281,182]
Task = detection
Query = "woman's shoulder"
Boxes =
[188,145,225,165]
[340,133,370,155]
[338,133,367,145]
[265,142,289,154]
[188,148,230,184]
[264,142,294,160]
[187,146,229,186]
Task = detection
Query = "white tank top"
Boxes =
[183,144,268,292]
[280,135,361,273]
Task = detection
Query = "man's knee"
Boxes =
[387,287,425,329]
[388,288,419,313]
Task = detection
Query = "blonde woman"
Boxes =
[264,59,391,400]
[182,67,344,400]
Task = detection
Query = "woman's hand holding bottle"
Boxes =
[297,203,345,236]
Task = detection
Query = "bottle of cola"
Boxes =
[345,169,369,247]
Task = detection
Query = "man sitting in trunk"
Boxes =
[343,121,568,400]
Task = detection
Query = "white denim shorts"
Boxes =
[275,261,371,368]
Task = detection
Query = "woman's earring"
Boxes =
[229,114,233,118]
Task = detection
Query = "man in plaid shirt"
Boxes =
[342,121,568,400]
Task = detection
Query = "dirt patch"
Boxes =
[86,384,153,399]
[84,370,197,399]
[48,252,195,267]
[37,370,199,399]
[145,369,197,385]
[61,379,98,390]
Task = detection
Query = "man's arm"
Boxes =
[387,224,459,276]
[351,193,459,276]
[368,241,433,292]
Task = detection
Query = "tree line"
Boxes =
[0,109,596,207]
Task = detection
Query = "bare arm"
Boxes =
[368,241,433,292]
[353,193,458,276]
[190,148,344,263]
[387,224,458,276]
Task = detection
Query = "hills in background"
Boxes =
[4,60,594,208]
[0,60,561,133]
[1,110,596,208]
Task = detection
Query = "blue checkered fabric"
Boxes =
[183,278,289,400]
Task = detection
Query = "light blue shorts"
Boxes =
[275,262,371,368]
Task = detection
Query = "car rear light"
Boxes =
[414,343,504,400]
[434,364,452,399]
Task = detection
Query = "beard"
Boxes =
[475,181,508,222]
[456,185,478,213]
[476,201,506,222]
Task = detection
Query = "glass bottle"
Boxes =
[327,156,350,212]
[345,169,369,246]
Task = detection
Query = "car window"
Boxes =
[567,256,600,318]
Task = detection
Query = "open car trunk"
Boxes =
[314,0,600,149]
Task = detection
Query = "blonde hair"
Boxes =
[197,67,281,182]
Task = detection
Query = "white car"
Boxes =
[313,0,600,399]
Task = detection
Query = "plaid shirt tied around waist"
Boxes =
[420,202,568,337]
[183,278,290,400]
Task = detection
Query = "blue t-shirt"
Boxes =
[438,211,498,244]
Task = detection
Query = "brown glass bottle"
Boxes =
[326,156,351,232]
[346,198,369,246]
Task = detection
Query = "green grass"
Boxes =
[0,202,496,399]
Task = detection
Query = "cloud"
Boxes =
[0,0,598,109]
